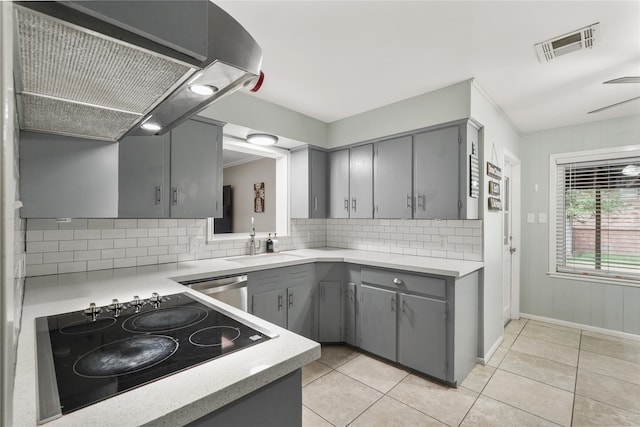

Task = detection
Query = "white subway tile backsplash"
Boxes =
[25,217,479,277]
[114,219,138,229]
[88,239,114,250]
[88,219,114,229]
[58,261,86,274]
[102,248,126,259]
[74,229,101,240]
[27,241,58,253]
[102,229,126,239]
[88,259,113,270]
[43,230,74,241]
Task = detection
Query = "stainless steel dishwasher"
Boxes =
[180,274,248,311]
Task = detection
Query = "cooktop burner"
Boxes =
[35,292,274,424]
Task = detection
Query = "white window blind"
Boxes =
[555,156,640,280]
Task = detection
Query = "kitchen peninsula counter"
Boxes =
[13,248,483,426]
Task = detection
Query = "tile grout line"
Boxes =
[571,331,583,427]
[303,403,336,427]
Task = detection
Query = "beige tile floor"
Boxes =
[302,319,640,427]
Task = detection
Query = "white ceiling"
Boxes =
[217,1,640,134]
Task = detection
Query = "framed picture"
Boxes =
[254,182,265,213]
[489,181,501,196]
[488,197,502,211]
[487,162,502,180]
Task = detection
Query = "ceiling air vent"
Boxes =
[535,23,600,63]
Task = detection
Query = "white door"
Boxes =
[502,161,514,325]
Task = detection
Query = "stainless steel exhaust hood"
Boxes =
[13,1,263,141]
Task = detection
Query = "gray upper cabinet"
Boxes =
[349,144,373,218]
[170,119,222,218]
[373,136,412,219]
[20,132,118,218]
[118,118,222,218]
[291,146,327,219]
[413,125,460,219]
[118,134,170,218]
[328,149,350,218]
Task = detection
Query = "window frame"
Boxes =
[548,144,640,287]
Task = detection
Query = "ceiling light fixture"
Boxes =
[622,164,640,177]
[246,133,278,146]
[189,85,219,96]
[141,122,162,131]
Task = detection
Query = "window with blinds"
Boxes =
[554,155,640,281]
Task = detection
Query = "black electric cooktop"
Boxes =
[35,292,273,424]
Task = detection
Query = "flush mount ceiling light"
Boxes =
[246,133,278,146]
[622,164,640,177]
[534,23,600,63]
[189,85,219,96]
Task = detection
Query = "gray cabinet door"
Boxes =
[310,149,328,219]
[414,126,460,219]
[350,144,373,219]
[328,149,350,218]
[287,283,315,339]
[318,281,342,342]
[118,134,170,218]
[343,282,357,346]
[398,293,447,379]
[359,285,397,361]
[20,132,118,218]
[252,289,286,329]
[170,119,222,218]
[374,136,412,219]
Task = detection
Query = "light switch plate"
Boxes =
[539,212,547,223]
[527,213,536,223]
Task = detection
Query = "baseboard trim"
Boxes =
[478,335,504,365]
[520,313,640,342]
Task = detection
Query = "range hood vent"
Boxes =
[14,1,263,141]
[534,23,600,63]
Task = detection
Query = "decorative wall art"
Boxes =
[469,142,479,198]
[486,162,502,180]
[254,182,265,213]
[488,181,501,196]
[488,197,502,211]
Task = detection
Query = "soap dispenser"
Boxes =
[272,233,279,253]
[266,233,274,253]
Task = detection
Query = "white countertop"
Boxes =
[12,248,482,426]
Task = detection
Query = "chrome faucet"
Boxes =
[249,217,261,255]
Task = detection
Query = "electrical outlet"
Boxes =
[190,237,205,253]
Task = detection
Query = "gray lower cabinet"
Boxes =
[359,285,397,361]
[373,136,413,219]
[343,281,357,346]
[118,118,223,218]
[251,288,286,329]
[398,293,447,378]
[318,281,342,342]
[248,264,317,340]
[20,132,118,218]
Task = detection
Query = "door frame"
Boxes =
[503,149,521,320]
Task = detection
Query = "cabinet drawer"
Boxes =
[361,267,445,298]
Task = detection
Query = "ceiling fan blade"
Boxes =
[588,96,640,114]
[603,77,640,84]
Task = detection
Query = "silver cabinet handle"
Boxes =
[406,194,413,208]
[314,197,318,211]
[288,293,293,308]
[402,300,407,313]
[352,198,357,211]
[344,198,349,210]
[391,296,396,312]
[172,187,178,205]
[155,186,162,205]
[278,294,283,311]
[392,278,402,286]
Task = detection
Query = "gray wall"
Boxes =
[520,115,640,335]
[470,82,521,358]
